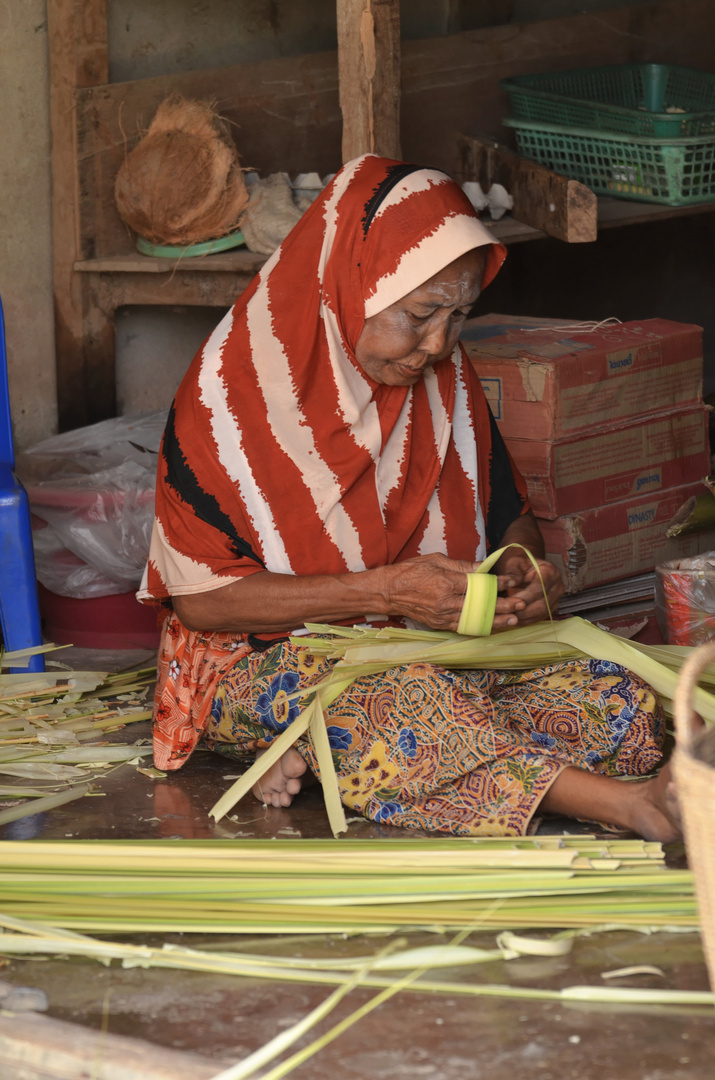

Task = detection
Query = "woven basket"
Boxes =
[673,640,715,991]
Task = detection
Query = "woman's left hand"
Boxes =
[495,551,564,626]
[492,511,565,627]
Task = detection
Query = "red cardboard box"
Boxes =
[461,315,703,440]
[507,404,711,519]
[540,482,708,594]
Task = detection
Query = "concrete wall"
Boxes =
[116,305,224,416]
[0,0,56,451]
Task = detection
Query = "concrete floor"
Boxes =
[0,647,713,1078]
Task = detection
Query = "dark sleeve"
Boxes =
[485,406,528,554]
[162,402,265,568]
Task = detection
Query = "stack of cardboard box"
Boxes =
[461,315,711,594]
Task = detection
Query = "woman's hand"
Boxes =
[483,510,565,628]
[494,548,564,627]
[381,552,524,632]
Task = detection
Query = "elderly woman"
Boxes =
[139,155,679,841]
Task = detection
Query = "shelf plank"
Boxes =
[73,196,715,277]
[73,220,545,273]
[74,250,268,274]
[596,196,715,230]
[481,196,715,246]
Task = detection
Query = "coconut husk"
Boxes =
[114,95,249,246]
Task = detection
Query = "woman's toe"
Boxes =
[284,750,307,779]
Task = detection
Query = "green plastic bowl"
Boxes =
[136,229,245,258]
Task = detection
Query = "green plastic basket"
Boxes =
[504,117,715,205]
[501,64,715,138]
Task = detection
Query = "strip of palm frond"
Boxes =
[294,616,715,722]
[0,783,93,825]
[0,912,710,1013]
[0,838,697,935]
[0,747,153,825]
[665,491,715,537]
[0,644,69,667]
[0,658,154,737]
[0,658,155,821]
[0,835,667,869]
[201,940,408,1080]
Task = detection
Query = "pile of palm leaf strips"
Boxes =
[0,836,711,1020]
[0,644,155,825]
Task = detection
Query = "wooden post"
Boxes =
[47,0,111,431]
[337,0,401,162]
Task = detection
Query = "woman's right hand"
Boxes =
[172,554,529,637]
[381,553,522,632]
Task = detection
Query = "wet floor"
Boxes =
[0,646,712,1078]
[5,933,713,1080]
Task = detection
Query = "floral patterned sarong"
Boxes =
[204,637,664,837]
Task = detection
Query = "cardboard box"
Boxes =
[507,404,711,519]
[540,482,709,594]
[461,314,703,440]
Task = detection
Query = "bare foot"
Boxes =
[540,764,682,844]
[252,747,310,808]
[628,762,682,844]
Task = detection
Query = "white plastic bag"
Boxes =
[17,413,165,599]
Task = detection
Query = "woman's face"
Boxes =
[354,248,486,386]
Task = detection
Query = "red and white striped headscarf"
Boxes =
[139,155,520,614]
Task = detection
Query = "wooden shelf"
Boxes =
[484,195,715,244]
[73,196,715,277]
[74,249,268,274]
[598,196,715,229]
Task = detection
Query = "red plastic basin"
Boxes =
[38,584,161,651]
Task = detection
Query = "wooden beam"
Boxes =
[337,0,401,162]
[457,133,597,243]
[47,0,110,431]
[0,991,218,1080]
